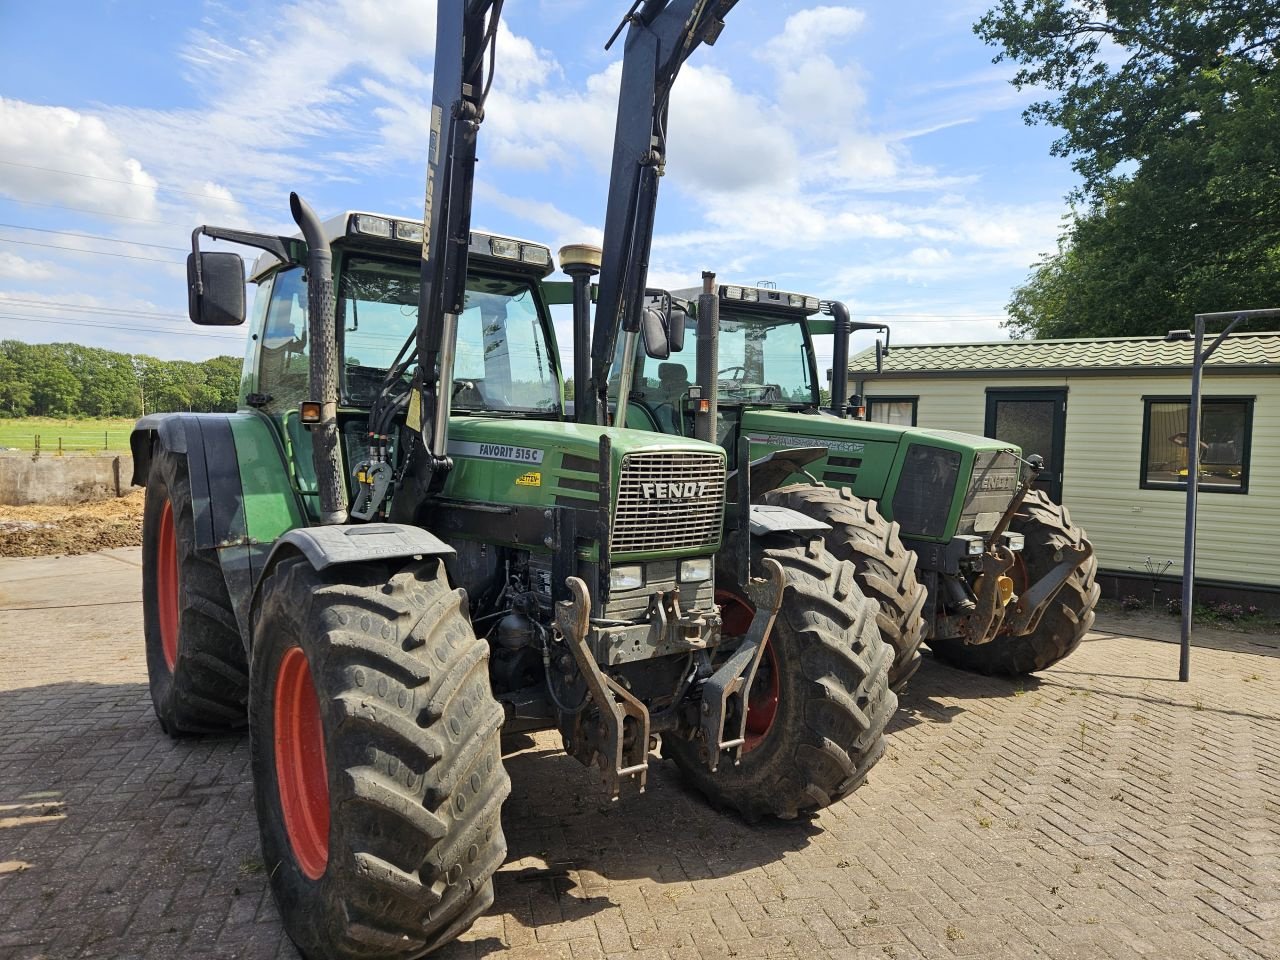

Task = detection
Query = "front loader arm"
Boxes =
[411,0,506,488]
[585,0,739,426]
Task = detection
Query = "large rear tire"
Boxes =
[668,535,896,820]
[141,444,248,735]
[928,490,1100,676]
[250,555,509,960]
[762,484,926,690]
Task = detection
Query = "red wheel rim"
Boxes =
[156,499,180,670]
[274,646,330,880]
[717,590,780,754]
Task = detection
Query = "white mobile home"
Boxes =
[850,333,1280,609]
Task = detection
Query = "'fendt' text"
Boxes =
[640,481,710,500]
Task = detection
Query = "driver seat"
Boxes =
[651,362,690,434]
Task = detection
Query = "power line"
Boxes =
[0,237,182,264]
[0,223,187,252]
[0,158,242,205]
[0,197,184,226]
[0,313,243,340]
[0,297,187,321]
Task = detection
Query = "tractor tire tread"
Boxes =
[762,484,927,690]
[250,555,508,960]
[142,445,247,735]
[928,489,1100,676]
[669,535,895,820]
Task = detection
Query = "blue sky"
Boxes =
[0,0,1076,370]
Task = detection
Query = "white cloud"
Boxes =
[764,6,867,63]
[667,65,800,194]
[0,99,159,218]
[0,252,56,281]
[474,182,601,251]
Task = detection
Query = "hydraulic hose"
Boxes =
[290,192,349,525]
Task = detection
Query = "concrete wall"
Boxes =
[0,455,139,505]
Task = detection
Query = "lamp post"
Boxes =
[1166,308,1280,681]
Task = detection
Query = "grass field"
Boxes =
[0,418,136,454]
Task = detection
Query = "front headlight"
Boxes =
[679,557,712,582]
[609,565,645,591]
[1003,532,1025,552]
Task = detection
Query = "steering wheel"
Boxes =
[718,365,747,379]
[452,379,485,405]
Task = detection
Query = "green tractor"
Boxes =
[133,4,893,958]
[584,278,1100,688]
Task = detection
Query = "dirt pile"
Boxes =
[0,491,144,557]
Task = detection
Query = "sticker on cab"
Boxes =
[515,471,542,487]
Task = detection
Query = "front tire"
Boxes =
[250,556,509,960]
[928,490,1100,676]
[668,535,896,820]
[762,484,927,690]
[141,444,248,735]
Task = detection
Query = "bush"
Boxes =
[1120,595,1143,611]
[1166,597,1183,616]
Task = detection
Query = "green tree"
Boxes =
[978,1,1280,338]
[201,355,243,411]
[0,345,33,416]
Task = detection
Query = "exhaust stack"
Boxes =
[290,192,348,525]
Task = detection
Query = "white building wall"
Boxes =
[861,372,1280,588]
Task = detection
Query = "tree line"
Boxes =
[0,340,241,418]
[978,1,1279,338]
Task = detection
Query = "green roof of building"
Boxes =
[850,331,1280,379]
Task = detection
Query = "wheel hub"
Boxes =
[274,646,330,880]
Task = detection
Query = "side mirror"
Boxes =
[187,251,246,326]
[874,339,883,374]
[641,305,670,359]
[668,303,687,353]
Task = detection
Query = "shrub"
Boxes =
[1120,595,1143,611]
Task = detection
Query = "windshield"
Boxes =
[613,310,817,407]
[340,256,560,414]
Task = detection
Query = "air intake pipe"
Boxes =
[290,192,348,524]
[828,300,852,419]
[694,271,719,444]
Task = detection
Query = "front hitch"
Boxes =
[699,557,785,772]
[1002,540,1094,637]
[555,577,651,798]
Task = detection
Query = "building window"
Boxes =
[1141,397,1253,493]
[867,397,917,426]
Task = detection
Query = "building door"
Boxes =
[984,388,1067,501]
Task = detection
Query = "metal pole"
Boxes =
[1178,317,1204,682]
[1175,308,1278,680]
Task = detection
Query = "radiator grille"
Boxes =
[891,444,961,538]
[611,452,725,555]
[959,449,1021,534]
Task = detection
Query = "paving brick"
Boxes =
[3,549,1279,959]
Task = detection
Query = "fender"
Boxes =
[263,523,454,573]
[747,503,830,538]
[131,411,308,643]
[249,524,455,651]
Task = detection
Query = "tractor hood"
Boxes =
[442,417,727,516]
[740,408,1022,508]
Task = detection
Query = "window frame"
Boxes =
[866,396,918,426]
[1139,395,1254,495]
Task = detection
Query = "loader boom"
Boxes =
[584,0,739,426]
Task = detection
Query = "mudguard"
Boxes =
[264,523,454,572]
[747,503,830,537]
[131,412,307,642]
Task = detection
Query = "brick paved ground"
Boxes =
[1,548,1277,960]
